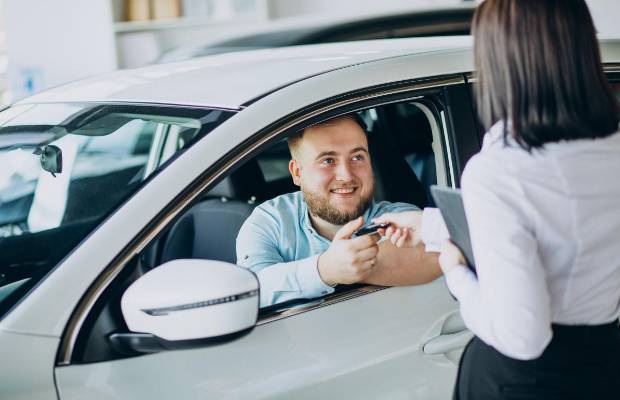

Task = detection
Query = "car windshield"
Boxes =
[0,103,234,318]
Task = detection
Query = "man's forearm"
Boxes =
[361,242,441,286]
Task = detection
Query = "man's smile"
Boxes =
[330,187,358,195]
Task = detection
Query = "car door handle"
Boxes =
[422,330,473,355]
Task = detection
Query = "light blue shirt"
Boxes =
[236,191,418,307]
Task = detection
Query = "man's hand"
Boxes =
[318,217,380,286]
[372,210,423,248]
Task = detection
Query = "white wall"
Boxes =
[4,0,117,102]
[268,0,620,35]
[116,18,268,68]
[587,0,620,35]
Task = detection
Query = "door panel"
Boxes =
[56,279,459,399]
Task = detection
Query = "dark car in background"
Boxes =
[158,4,476,63]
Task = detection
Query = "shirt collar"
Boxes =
[482,120,518,150]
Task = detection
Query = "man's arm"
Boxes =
[361,206,448,286]
[362,241,441,286]
[236,208,334,307]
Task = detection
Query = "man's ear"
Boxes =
[289,159,302,187]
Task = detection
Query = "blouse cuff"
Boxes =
[444,264,478,301]
[421,207,450,252]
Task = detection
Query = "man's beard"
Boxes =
[302,182,374,226]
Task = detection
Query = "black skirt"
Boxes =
[454,321,620,400]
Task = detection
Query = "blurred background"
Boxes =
[0,0,618,107]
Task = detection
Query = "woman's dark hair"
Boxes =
[472,0,620,150]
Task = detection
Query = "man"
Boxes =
[236,114,444,307]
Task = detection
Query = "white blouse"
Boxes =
[442,122,620,360]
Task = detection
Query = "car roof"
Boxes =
[20,36,474,109]
[19,35,620,110]
[158,4,476,62]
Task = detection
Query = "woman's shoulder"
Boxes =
[462,140,533,191]
[472,122,547,172]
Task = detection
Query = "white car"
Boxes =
[0,37,619,400]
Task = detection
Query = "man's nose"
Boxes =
[335,161,354,181]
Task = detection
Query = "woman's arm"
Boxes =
[446,154,553,360]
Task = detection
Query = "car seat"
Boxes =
[160,159,266,264]
[370,104,436,207]
[366,111,430,208]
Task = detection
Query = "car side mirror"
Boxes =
[110,259,259,355]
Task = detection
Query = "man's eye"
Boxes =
[352,154,365,161]
[321,158,334,165]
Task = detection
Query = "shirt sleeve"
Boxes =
[444,154,553,360]
[421,207,449,252]
[236,208,334,307]
[380,201,420,214]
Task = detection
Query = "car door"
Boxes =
[52,76,480,399]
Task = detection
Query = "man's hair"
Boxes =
[287,113,368,159]
[473,0,620,151]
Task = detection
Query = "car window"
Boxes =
[612,81,620,102]
[0,103,234,318]
[150,100,448,313]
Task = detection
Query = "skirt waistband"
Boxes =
[550,320,619,345]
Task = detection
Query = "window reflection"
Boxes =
[0,103,234,318]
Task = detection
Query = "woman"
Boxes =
[375,0,620,399]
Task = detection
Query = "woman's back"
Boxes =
[432,1,620,398]
[465,125,620,326]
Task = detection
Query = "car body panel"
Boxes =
[0,330,59,400]
[56,280,458,400]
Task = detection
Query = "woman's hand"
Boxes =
[372,211,423,248]
[438,240,466,275]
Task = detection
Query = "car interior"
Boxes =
[158,102,443,266]
[71,99,450,364]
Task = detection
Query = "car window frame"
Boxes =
[58,74,471,366]
[255,85,481,322]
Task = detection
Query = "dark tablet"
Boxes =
[430,185,476,271]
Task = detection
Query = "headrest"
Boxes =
[208,159,266,201]
[386,105,434,155]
